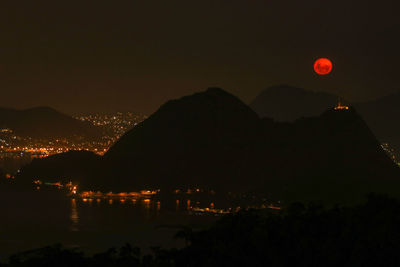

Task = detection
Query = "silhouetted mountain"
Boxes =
[103,87,263,192]
[251,86,400,157]
[250,85,339,121]
[101,88,399,204]
[0,106,101,139]
[268,108,400,204]
[19,88,400,204]
[354,92,400,153]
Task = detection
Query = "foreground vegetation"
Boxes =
[3,194,400,267]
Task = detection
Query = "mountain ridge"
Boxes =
[251,85,400,157]
[0,106,101,139]
[19,88,400,205]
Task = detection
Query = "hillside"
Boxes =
[268,108,400,204]
[251,86,400,157]
[0,106,101,139]
[354,92,400,153]
[102,88,399,204]
[103,87,264,192]
[19,150,101,190]
[19,88,400,205]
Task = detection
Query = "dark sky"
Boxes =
[0,0,399,115]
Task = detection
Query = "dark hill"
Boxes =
[102,88,399,204]
[0,106,101,139]
[270,108,400,204]
[251,86,400,158]
[103,87,263,192]
[250,85,339,121]
[19,88,400,205]
[19,150,101,190]
[354,92,400,153]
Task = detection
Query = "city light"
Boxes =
[0,112,147,172]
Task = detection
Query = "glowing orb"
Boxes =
[314,58,333,75]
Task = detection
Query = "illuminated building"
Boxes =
[334,98,349,110]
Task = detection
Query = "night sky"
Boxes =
[0,0,399,114]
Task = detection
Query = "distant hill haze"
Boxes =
[250,85,400,155]
[250,85,339,121]
[19,88,400,205]
[0,107,101,139]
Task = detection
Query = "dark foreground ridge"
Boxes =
[18,88,400,205]
[3,194,400,267]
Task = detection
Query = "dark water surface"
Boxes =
[0,191,217,259]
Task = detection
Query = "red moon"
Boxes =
[314,58,333,75]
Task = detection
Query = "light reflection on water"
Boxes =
[157,201,161,211]
[69,198,163,232]
[70,198,79,232]
[0,193,218,258]
[69,197,217,233]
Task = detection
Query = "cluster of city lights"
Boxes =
[0,112,146,172]
[381,143,400,166]
[74,112,147,144]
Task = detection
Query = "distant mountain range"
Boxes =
[250,85,339,121]
[0,106,101,139]
[19,88,400,205]
[250,85,400,154]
